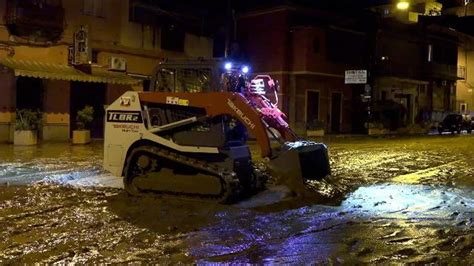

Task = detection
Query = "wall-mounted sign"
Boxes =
[73,25,91,65]
[360,94,371,102]
[345,70,367,84]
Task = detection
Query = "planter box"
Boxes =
[368,128,388,136]
[14,130,37,145]
[407,125,430,135]
[306,129,325,137]
[396,127,410,134]
[72,130,91,144]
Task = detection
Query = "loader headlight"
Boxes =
[242,65,250,74]
[224,62,233,70]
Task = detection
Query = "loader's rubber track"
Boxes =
[123,145,241,203]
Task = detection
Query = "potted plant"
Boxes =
[367,122,387,136]
[306,120,325,137]
[14,109,41,145]
[73,105,94,144]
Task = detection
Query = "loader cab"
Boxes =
[149,59,251,93]
[146,59,251,147]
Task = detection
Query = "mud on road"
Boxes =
[1,135,474,263]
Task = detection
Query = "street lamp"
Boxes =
[396,1,410,10]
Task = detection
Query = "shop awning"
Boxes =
[0,58,139,85]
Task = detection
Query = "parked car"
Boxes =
[438,114,472,134]
[463,115,474,134]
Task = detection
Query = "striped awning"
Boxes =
[0,58,139,85]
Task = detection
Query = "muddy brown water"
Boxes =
[1,135,474,263]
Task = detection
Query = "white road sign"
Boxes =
[345,70,367,84]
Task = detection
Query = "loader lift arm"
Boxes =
[138,91,274,158]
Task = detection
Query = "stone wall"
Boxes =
[0,71,16,142]
[42,80,70,141]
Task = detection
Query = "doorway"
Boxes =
[460,103,467,114]
[70,82,106,138]
[351,85,367,133]
[396,94,412,126]
[331,92,342,133]
[16,77,43,110]
[305,90,320,124]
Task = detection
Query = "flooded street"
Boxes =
[1,136,473,263]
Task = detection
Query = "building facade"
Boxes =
[237,6,369,134]
[369,0,464,130]
[237,3,463,134]
[372,18,460,130]
[447,1,474,115]
[0,0,214,142]
[457,40,474,114]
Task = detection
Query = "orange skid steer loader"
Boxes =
[103,59,330,202]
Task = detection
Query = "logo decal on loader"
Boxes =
[107,111,143,123]
[120,97,131,106]
[227,98,256,129]
[166,96,189,106]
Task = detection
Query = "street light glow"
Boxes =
[396,1,410,10]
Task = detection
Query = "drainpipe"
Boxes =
[366,12,380,134]
[224,0,232,58]
[286,18,295,129]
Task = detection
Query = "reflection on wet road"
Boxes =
[0,142,121,188]
[190,184,473,264]
[1,136,474,263]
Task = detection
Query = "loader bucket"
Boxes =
[267,141,330,184]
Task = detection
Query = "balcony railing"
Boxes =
[5,3,65,41]
[374,60,423,79]
[424,62,459,80]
